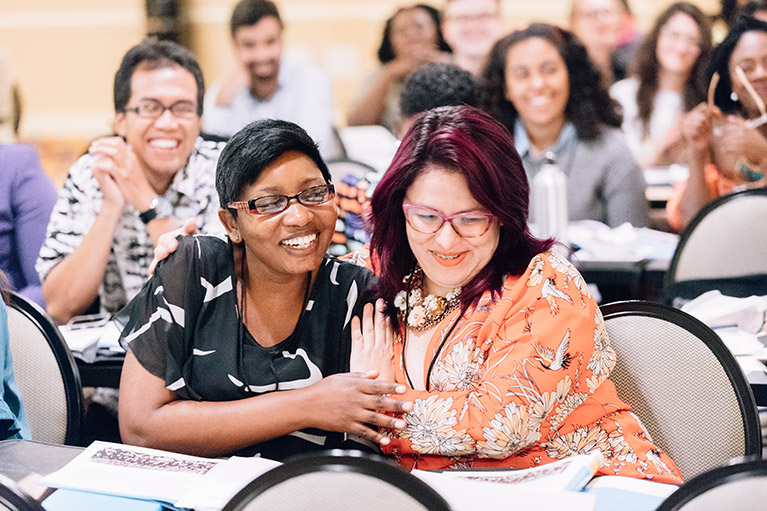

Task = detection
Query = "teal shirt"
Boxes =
[0,300,30,440]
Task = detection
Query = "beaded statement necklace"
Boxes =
[394,265,461,331]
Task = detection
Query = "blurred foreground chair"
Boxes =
[664,188,767,305]
[601,300,761,480]
[221,450,451,511]
[6,292,83,445]
[0,473,45,511]
[658,457,767,510]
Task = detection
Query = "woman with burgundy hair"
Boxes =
[349,105,682,482]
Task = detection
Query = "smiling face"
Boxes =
[442,0,501,60]
[656,12,702,77]
[570,0,623,51]
[404,165,500,296]
[390,7,439,59]
[233,16,283,85]
[114,64,201,182]
[505,37,569,134]
[220,151,336,282]
[729,30,767,118]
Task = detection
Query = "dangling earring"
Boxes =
[731,91,739,102]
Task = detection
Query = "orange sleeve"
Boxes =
[666,164,730,231]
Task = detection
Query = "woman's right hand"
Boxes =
[306,371,412,446]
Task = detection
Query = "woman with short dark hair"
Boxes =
[117,119,410,460]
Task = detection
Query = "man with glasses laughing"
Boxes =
[37,38,225,324]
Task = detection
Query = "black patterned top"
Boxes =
[117,235,376,460]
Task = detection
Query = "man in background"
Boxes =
[441,0,503,76]
[203,0,335,157]
[37,38,224,324]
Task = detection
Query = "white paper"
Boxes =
[40,442,281,510]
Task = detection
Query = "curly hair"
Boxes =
[377,4,452,64]
[400,62,477,118]
[479,23,621,140]
[633,2,712,137]
[711,15,767,115]
[369,105,554,328]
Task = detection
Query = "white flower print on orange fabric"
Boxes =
[401,395,474,456]
[548,251,591,306]
[586,311,617,392]
[549,392,589,430]
[477,402,542,459]
[527,255,545,287]
[545,426,610,461]
[431,340,484,392]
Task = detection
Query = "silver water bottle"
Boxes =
[532,152,568,246]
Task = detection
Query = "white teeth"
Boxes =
[530,97,550,107]
[435,253,459,260]
[280,233,317,249]
[149,139,177,149]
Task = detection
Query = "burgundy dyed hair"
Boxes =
[369,105,554,327]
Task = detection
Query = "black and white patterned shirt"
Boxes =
[116,235,376,460]
[36,137,225,314]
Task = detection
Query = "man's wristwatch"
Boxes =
[139,197,172,224]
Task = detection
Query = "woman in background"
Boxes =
[610,2,712,167]
[347,4,451,134]
[668,16,767,230]
[480,23,648,228]
[348,105,682,482]
[0,270,29,441]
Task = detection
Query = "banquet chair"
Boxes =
[657,457,767,510]
[664,188,767,305]
[600,300,762,480]
[0,474,45,511]
[6,292,84,445]
[221,450,451,511]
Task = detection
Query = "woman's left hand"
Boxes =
[351,299,396,381]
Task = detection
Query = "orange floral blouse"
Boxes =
[345,248,683,484]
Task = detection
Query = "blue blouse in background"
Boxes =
[0,299,30,440]
[0,144,57,307]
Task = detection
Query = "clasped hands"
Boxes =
[90,136,156,212]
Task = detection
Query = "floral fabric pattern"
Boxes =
[351,250,682,483]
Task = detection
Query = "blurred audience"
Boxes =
[740,0,767,22]
[202,0,335,158]
[0,270,30,441]
[333,62,477,255]
[610,2,712,167]
[346,4,451,134]
[37,39,225,324]
[0,144,56,307]
[480,23,648,228]
[668,16,767,231]
[440,0,503,76]
[569,0,638,88]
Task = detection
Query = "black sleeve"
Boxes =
[116,236,201,379]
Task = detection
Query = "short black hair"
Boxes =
[230,0,282,37]
[377,4,451,64]
[400,62,477,118]
[113,38,205,116]
[711,15,767,114]
[216,119,331,212]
